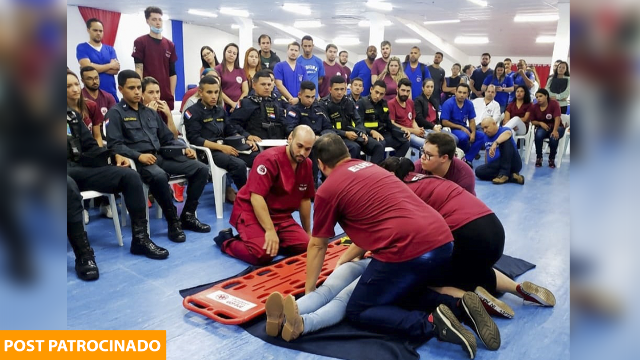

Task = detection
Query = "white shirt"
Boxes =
[472,98,501,125]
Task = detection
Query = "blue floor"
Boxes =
[67,154,570,360]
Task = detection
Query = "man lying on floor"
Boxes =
[214,125,316,265]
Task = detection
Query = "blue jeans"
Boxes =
[535,126,566,159]
[475,140,522,179]
[457,129,486,162]
[298,259,371,333]
[345,242,460,340]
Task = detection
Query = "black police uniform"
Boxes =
[184,101,257,189]
[105,100,210,239]
[67,108,168,280]
[230,94,286,140]
[356,96,411,157]
[285,100,335,183]
[319,95,385,164]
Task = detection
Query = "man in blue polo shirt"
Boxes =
[350,45,377,97]
[76,18,120,101]
[274,42,309,106]
[440,84,482,167]
[475,117,525,185]
[509,59,536,102]
[297,35,325,98]
[403,46,431,100]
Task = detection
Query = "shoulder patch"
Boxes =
[287,110,297,118]
[184,110,192,120]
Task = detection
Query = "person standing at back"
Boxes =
[403,46,431,100]
[258,34,281,70]
[469,53,493,99]
[132,6,177,110]
[338,50,351,84]
[318,44,347,98]
[370,40,392,84]
[76,18,120,101]
[297,35,325,98]
[427,52,446,105]
[350,45,377,97]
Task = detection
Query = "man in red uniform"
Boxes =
[132,6,177,110]
[214,125,316,265]
[305,133,500,358]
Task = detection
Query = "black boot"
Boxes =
[164,206,186,242]
[214,228,234,248]
[130,219,169,259]
[180,211,211,233]
[68,231,99,281]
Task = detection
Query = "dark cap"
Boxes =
[224,135,252,151]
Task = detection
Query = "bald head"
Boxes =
[480,117,499,137]
[287,125,316,164]
[484,84,496,101]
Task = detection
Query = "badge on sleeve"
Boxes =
[257,164,267,175]
[287,110,297,118]
[184,110,192,120]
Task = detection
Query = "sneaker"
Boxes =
[100,204,113,218]
[517,281,556,307]
[171,183,185,202]
[431,305,477,359]
[83,210,90,225]
[492,175,509,185]
[548,158,556,168]
[282,294,304,342]
[475,286,515,319]
[213,228,234,248]
[265,292,284,337]
[511,173,525,185]
[535,158,543,167]
[460,292,501,351]
[463,158,474,169]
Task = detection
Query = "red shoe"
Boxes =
[171,183,185,202]
[516,281,556,307]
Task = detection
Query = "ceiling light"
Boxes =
[188,9,218,18]
[358,20,393,27]
[423,19,460,25]
[282,3,311,15]
[536,36,556,43]
[467,0,488,7]
[365,1,393,11]
[294,20,322,28]
[219,7,250,18]
[454,36,489,44]
[514,14,559,22]
[396,38,421,44]
[333,37,360,46]
[273,38,295,45]
[231,24,257,29]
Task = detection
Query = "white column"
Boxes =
[551,2,570,64]
[235,17,254,64]
[367,12,385,47]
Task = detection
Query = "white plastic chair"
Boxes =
[180,124,229,219]
[81,191,124,247]
[524,114,570,166]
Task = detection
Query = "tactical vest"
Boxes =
[246,96,284,139]
[359,97,385,132]
[321,98,354,131]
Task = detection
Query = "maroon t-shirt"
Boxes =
[230,146,314,228]
[319,61,348,98]
[413,157,476,196]
[404,173,492,231]
[382,75,398,102]
[371,58,388,76]
[505,101,531,119]
[388,98,415,128]
[132,35,177,110]
[215,64,247,103]
[83,100,104,130]
[343,65,351,84]
[313,159,453,262]
[528,99,561,127]
[82,88,116,117]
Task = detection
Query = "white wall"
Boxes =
[182,23,238,87]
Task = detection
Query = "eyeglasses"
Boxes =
[419,149,434,161]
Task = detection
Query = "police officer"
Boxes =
[106,70,211,243]
[230,70,287,141]
[285,80,335,184]
[357,80,411,157]
[319,75,385,164]
[184,76,258,191]
[68,107,168,281]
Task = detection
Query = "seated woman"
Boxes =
[502,85,532,136]
[527,89,566,168]
[414,78,458,144]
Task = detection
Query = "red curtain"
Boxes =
[78,7,121,46]
[531,64,551,89]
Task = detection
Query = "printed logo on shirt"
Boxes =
[257,164,267,175]
[101,107,108,116]
[347,162,374,173]
[299,184,308,191]
[410,174,426,182]
[546,114,553,120]
[383,107,388,113]
[236,76,243,84]
[365,109,375,114]
[337,72,342,76]
[408,112,413,120]
[298,75,303,81]
[123,117,137,121]
[165,50,171,58]
[417,77,422,83]
[266,106,276,119]
[287,110,297,118]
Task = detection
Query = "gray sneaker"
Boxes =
[432,305,477,359]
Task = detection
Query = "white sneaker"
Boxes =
[83,210,90,225]
[100,204,113,219]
